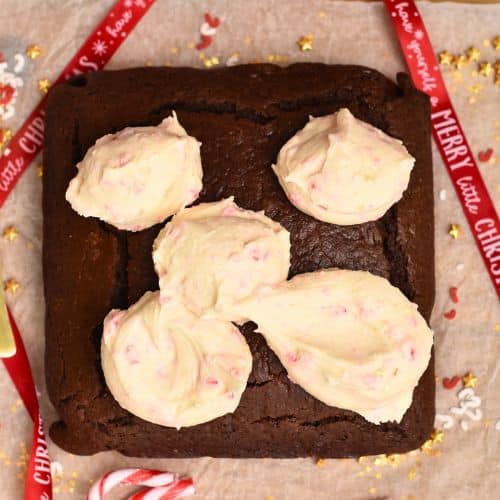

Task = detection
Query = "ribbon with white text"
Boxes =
[384,0,500,296]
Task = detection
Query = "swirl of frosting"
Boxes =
[152,197,290,323]
[101,291,252,428]
[66,112,202,231]
[233,269,433,424]
[272,108,415,225]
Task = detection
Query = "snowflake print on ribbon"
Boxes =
[92,39,108,56]
[414,30,424,40]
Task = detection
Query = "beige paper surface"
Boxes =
[0,1,499,499]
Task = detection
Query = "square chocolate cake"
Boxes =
[43,64,435,457]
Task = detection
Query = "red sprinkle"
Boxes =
[444,309,456,320]
[195,34,212,50]
[478,148,494,163]
[449,286,459,304]
[204,12,221,28]
[443,375,460,389]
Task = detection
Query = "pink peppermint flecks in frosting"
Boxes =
[329,305,348,317]
[401,339,416,361]
[116,152,131,167]
[159,295,172,305]
[360,303,376,320]
[206,377,219,386]
[248,246,270,262]
[362,373,381,389]
[221,204,239,216]
[228,252,242,263]
[285,352,299,364]
[187,188,200,205]
[104,309,125,342]
[289,193,303,205]
[124,344,140,365]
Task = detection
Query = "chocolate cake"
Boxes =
[43,64,435,457]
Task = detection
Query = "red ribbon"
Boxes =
[383,0,500,296]
[0,1,156,498]
[3,311,51,500]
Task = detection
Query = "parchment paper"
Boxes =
[0,1,499,499]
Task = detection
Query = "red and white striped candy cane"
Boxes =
[87,469,195,500]
[130,478,196,500]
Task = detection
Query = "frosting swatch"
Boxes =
[101,291,252,429]
[233,269,433,424]
[153,197,291,323]
[66,112,202,231]
[273,108,415,225]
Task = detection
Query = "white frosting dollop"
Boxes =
[101,291,252,429]
[233,269,433,424]
[152,197,290,323]
[66,113,203,231]
[272,108,415,225]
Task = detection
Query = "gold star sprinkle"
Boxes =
[170,47,179,54]
[448,223,462,239]
[3,226,18,241]
[478,62,493,77]
[26,45,42,60]
[37,78,51,94]
[495,324,500,331]
[316,458,326,468]
[36,164,43,177]
[431,429,444,444]
[408,468,417,481]
[493,36,500,51]
[468,83,482,95]
[420,438,433,453]
[0,128,12,149]
[463,372,477,388]
[4,278,20,294]
[453,55,468,69]
[368,487,377,495]
[297,34,314,52]
[466,47,480,62]
[438,51,453,66]
[203,56,220,68]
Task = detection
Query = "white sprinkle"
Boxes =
[439,189,447,201]
[460,420,469,431]
[226,54,240,66]
[50,461,63,480]
[495,420,500,430]
[435,413,454,429]
[13,53,25,73]
[456,263,464,272]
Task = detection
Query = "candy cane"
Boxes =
[87,469,194,500]
[130,478,195,500]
